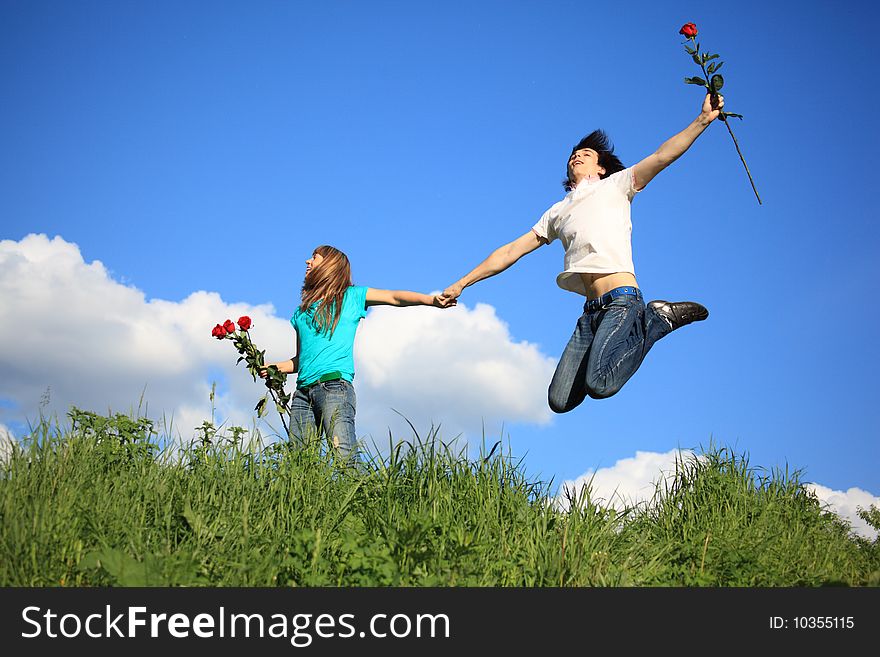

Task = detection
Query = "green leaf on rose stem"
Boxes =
[704,54,720,62]
[684,76,708,87]
[713,62,724,73]
[275,403,286,416]
[236,356,244,364]
[255,396,267,416]
[692,53,702,65]
[707,62,716,74]
[710,74,724,92]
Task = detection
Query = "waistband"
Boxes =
[297,370,344,391]
[583,286,642,312]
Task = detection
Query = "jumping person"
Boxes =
[439,94,723,413]
[262,245,452,461]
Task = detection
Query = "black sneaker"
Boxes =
[648,300,709,331]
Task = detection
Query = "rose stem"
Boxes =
[691,36,762,205]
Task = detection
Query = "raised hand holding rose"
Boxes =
[679,22,761,205]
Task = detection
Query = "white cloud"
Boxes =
[0,423,16,464]
[806,484,880,541]
[559,450,879,541]
[354,302,555,446]
[0,234,555,449]
[0,234,291,442]
[557,449,692,510]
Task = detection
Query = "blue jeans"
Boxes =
[548,291,671,413]
[289,379,359,461]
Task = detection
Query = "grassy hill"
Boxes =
[1,408,878,586]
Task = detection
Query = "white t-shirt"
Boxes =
[531,167,640,296]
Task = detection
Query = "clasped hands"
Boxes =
[434,282,463,309]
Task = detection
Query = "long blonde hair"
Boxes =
[300,245,352,336]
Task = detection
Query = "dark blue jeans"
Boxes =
[289,379,359,461]
[548,291,671,413]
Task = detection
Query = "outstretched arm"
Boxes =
[439,230,545,303]
[366,288,450,308]
[632,93,724,190]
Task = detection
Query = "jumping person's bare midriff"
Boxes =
[580,271,639,299]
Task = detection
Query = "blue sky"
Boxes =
[2,1,878,531]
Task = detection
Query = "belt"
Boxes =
[297,371,344,392]
[583,286,642,312]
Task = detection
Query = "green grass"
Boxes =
[1,408,878,586]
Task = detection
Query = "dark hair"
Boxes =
[563,129,625,191]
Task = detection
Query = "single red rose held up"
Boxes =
[212,324,227,339]
[679,22,698,38]
[237,316,252,331]
[679,22,761,204]
[223,319,236,334]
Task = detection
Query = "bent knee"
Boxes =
[585,369,628,399]
[586,387,619,400]
[585,378,623,399]
[548,392,580,414]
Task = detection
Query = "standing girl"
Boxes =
[262,245,451,461]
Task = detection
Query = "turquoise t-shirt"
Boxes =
[291,285,368,388]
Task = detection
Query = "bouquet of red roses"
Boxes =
[212,316,291,436]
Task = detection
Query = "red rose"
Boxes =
[237,315,252,331]
[223,319,236,333]
[212,324,227,339]
[679,22,698,38]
